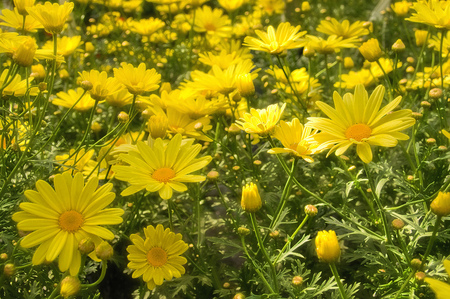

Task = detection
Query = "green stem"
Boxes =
[395,230,411,263]
[437,29,447,132]
[273,215,309,265]
[393,270,415,299]
[249,213,279,293]
[82,261,107,288]
[214,180,239,230]
[329,262,347,299]
[168,199,174,231]
[421,215,442,269]
[240,236,275,294]
[375,59,393,100]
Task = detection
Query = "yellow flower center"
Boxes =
[152,167,176,183]
[204,23,216,31]
[345,123,372,142]
[59,210,84,232]
[269,41,279,52]
[147,247,168,267]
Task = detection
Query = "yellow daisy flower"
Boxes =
[79,70,122,101]
[130,18,165,36]
[243,22,306,55]
[257,0,285,16]
[425,260,450,299]
[306,84,415,163]
[236,103,286,136]
[194,6,231,38]
[316,18,369,39]
[268,118,319,163]
[26,1,74,34]
[13,0,36,16]
[407,0,450,29]
[127,224,188,290]
[0,8,43,32]
[43,36,83,57]
[0,69,39,97]
[391,1,412,17]
[52,88,98,112]
[306,35,359,54]
[218,0,245,12]
[12,172,124,275]
[114,62,161,95]
[113,134,212,199]
[54,149,95,174]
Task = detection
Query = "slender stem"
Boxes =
[273,215,309,265]
[240,236,275,294]
[249,213,279,293]
[267,137,383,240]
[421,215,442,269]
[213,180,239,230]
[375,59,393,100]
[393,270,415,299]
[82,261,108,288]
[395,230,411,263]
[329,262,347,299]
[438,29,447,132]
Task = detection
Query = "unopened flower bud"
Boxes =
[430,192,450,216]
[411,258,422,270]
[362,21,372,29]
[412,112,422,119]
[238,226,251,236]
[117,111,129,123]
[426,138,436,145]
[233,293,245,299]
[241,183,262,213]
[406,66,415,73]
[13,37,36,67]
[415,271,426,281]
[304,204,318,217]
[207,170,219,182]
[78,238,95,254]
[194,122,203,131]
[81,80,93,91]
[292,275,303,286]
[407,175,414,181]
[39,82,47,91]
[392,218,405,230]
[415,30,428,47]
[148,114,168,139]
[406,57,415,64]
[301,2,310,11]
[269,230,280,238]
[303,46,315,58]
[237,73,255,97]
[60,276,81,298]
[429,88,442,99]
[228,123,241,135]
[95,241,114,260]
[420,101,431,108]
[91,122,102,133]
[223,282,231,288]
[0,253,8,260]
[315,230,340,263]
[344,57,354,69]
[3,263,15,276]
[392,39,405,52]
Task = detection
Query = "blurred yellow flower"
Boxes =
[257,0,285,16]
[315,230,340,263]
[114,62,161,95]
[27,1,74,34]
[236,103,286,136]
[407,0,450,29]
[244,22,306,55]
[130,18,165,36]
[53,88,98,112]
[79,70,122,101]
[307,85,415,163]
[391,1,412,17]
[0,69,39,97]
[268,118,319,162]
[218,0,245,12]
[306,35,359,54]
[316,18,369,39]
[0,8,43,32]
[430,191,450,216]
[359,38,382,62]
[13,0,35,15]
[425,260,450,299]
[43,36,83,57]
[194,6,231,38]
[113,134,212,199]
